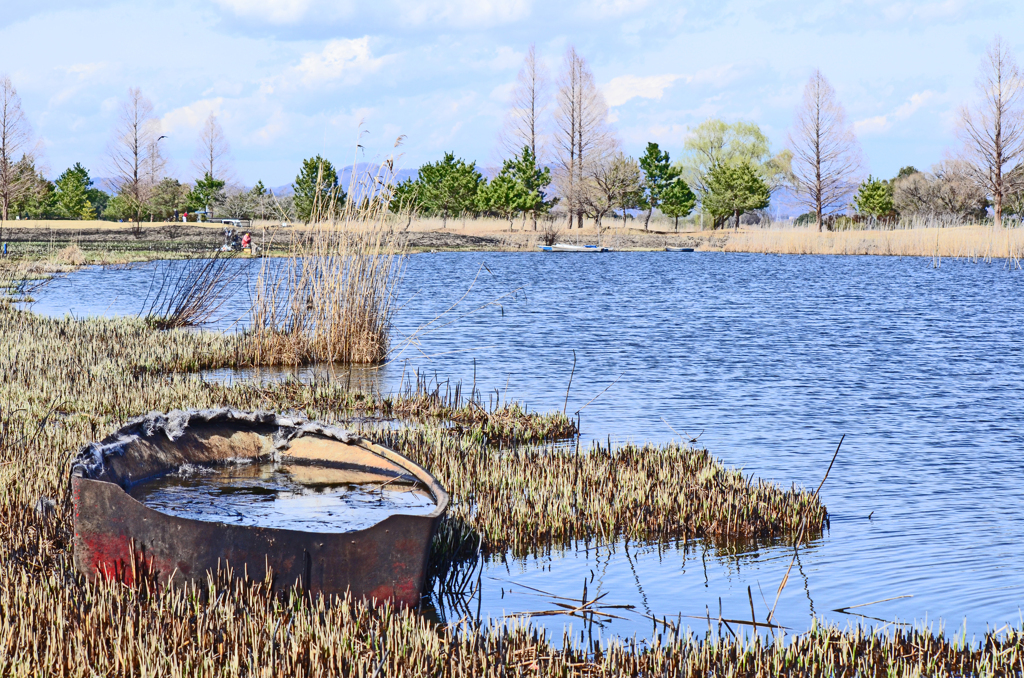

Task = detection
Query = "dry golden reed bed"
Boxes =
[2,306,1022,675]
[722,225,1024,261]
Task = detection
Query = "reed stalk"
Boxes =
[246,163,405,366]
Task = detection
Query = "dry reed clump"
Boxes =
[246,167,405,367]
[53,243,87,266]
[378,427,826,556]
[722,225,1024,262]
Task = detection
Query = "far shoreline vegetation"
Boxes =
[3,38,1024,249]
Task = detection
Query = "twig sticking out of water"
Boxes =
[563,350,576,416]
[767,434,844,625]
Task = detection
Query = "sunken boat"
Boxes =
[71,409,449,606]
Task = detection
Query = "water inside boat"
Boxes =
[128,461,437,533]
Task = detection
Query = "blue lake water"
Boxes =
[27,251,1024,641]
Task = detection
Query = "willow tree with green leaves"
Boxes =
[679,119,791,227]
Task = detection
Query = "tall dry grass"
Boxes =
[723,225,1024,263]
[247,163,405,366]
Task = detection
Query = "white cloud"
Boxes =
[161,98,225,135]
[489,81,516,103]
[854,91,935,136]
[211,0,528,28]
[295,38,390,86]
[854,115,891,136]
[396,0,531,28]
[250,110,289,145]
[211,0,326,24]
[587,0,649,18]
[603,74,683,107]
[877,0,970,21]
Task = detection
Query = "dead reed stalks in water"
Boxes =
[247,162,405,366]
[142,254,246,329]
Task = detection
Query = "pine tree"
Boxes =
[702,161,770,229]
[638,142,681,230]
[660,179,697,230]
[853,175,894,217]
[293,156,342,223]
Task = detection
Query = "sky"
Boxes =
[1,0,1022,189]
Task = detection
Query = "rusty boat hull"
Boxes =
[71,409,449,607]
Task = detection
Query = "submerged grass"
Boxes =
[379,427,824,557]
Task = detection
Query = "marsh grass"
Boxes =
[377,427,825,558]
[9,305,1002,676]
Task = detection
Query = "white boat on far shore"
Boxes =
[537,244,613,252]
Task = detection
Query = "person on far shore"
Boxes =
[241,232,251,253]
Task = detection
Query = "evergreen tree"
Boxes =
[414,152,483,227]
[702,161,770,229]
[185,173,227,216]
[248,180,269,219]
[10,156,55,218]
[479,160,528,230]
[87,187,109,217]
[638,142,681,230]
[660,179,697,229]
[853,175,895,218]
[150,178,189,220]
[509,146,552,229]
[293,156,342,223]
[389,178,420,213]
[54,163,94,219]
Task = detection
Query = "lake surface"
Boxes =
[28,251,1024,640]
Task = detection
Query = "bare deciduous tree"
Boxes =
[553,46,613,229]
[499,44,547,161]
[193,112,232,182]
[957,36,1024,229]
[893,160,988,220]
[788,70,862,231]
[0,75,34,226]
[578,152,616,230]
[583,151,640,231]
[108,87,162,227]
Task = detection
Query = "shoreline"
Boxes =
[1,221,1022,263]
